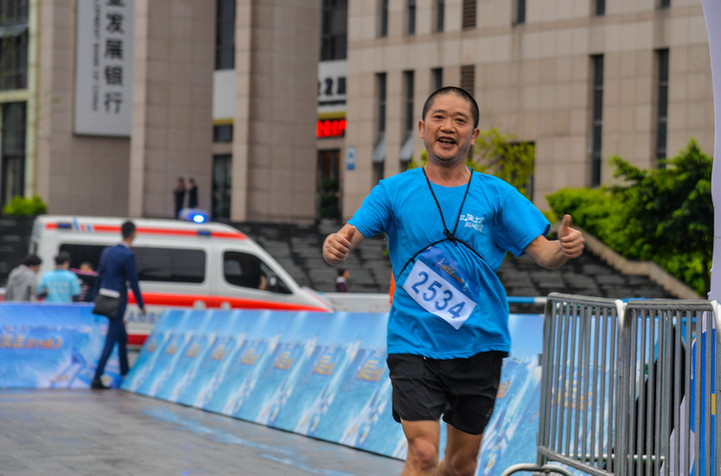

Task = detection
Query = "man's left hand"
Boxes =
[558,214,584,258]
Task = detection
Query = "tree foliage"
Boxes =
[409,127,535,199]
[2,195,47,215]
[471,128,535,200]
[547,139,713,295]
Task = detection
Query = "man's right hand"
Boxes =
[323,226,356,265]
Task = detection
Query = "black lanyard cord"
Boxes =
[398,168,486,278]
[421,166,473,243]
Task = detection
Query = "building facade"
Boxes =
[0,0,713,224]
[340,0,712,216]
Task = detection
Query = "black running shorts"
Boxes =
[386,351,504,435]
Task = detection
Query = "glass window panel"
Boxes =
[435,0,444,32]
[407,0,416,35]
[223,251,289,293]
[134,247,206,283]
[379,0,388,37]
[213,124,233,143]
[516,0,526,24]
[215,0,235,70]
[212,154,232,220]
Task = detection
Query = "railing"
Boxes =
[320,293,546,313]
[502,293,720,476]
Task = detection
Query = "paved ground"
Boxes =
[0,389,405,476]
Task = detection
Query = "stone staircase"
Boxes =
[233,221,681,301]
[234,221,392,293]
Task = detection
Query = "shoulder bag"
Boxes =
[92,248,121,320]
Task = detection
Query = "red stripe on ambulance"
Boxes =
[128,292,328,312]
[45,222,247,240]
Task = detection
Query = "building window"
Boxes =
[317,149,340,220]
[514,0,526,25]
[0,0,28,91]
[407,0,416,35]
[212,154,232,220]
[462,0,476,29]
[655,49,669,167]
[373,162,385,184]
[400,71,414,169]
[460,65,475,94]
[0,0,28,22]
[215,0,235,70]
[1,102,25,207]
[435,0,444,32]
[594,0,605,16]
[213,124,233,143]
[432,67,443,91]
[404,71,415,133]
[372,73,387,182]
[321,0,348,61]
[590,55,604,187]
[378,0,389,37]
[377,73,387,138]
[659,0,670,8]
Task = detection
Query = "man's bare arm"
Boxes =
[524,214,584,270]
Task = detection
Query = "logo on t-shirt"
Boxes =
[459,213,485,233]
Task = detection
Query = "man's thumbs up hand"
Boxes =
[323,225,359,265]
[558,214,584,258]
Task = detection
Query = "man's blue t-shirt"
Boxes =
[39,269,81,303]
[349,168,550,359]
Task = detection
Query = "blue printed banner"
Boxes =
[122,309,547,473]
[1,302,548,475]
[0,303,121,388]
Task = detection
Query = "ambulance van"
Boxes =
[29,215,331,347]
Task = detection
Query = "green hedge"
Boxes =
[546,139,712,296]
[2,195,47,216]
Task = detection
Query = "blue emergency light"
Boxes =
[178,208,209,224]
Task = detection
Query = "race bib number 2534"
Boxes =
[402,259,476,330]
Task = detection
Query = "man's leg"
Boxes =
[437,424,483,476]
[400,419,441,476]
[117,321,129,376]
[93,319,119,381]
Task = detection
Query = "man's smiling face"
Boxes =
[419,92,480,168]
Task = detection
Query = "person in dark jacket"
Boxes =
[91,220,145,390]
[335,268,349,292]
[187,177,198,208]
[173,177,186,218]
[72,262,98,302]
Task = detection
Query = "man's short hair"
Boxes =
[121,220,136,239]
[421,86,480,128]
[24,254,42,267]
[54,252,70,266]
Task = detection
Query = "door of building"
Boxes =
[317,149,340,221]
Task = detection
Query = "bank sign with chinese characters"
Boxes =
[74,0,135,137]
[317,59,346,138]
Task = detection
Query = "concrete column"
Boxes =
[129,0,215,218]
[231,0,321,223]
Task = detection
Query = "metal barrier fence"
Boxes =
[503,293,720,476]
